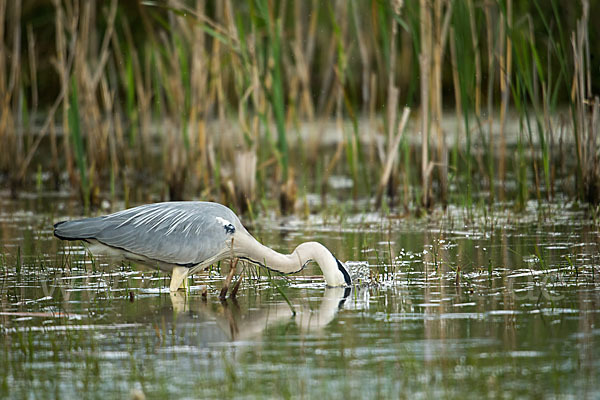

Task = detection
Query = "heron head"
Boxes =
[334,258,352,287]
[295,242,352,287]
[318,255,351,287]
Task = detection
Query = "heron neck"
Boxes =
[232,232,342,279]
[233,232,307,274]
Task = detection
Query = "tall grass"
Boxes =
[67,76,89,210]
[0,0,598,213]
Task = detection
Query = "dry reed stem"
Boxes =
[160,0,239,50]
[213,12,226,122]
[528,17,541,111]
[292,1,316,121]
[420,0,432,208]
[99,75,119,192]
[368,73,377,165]
[234,150,257,211]
[316,3,339,116]
[387,86,399,160]
[571,0,598,202]
[49,120,59,186]
[387,3,399,146]
[467,0,481,118]
[84,1,118,193]
[351,0,371,115]
[498,0,512,188]
[6,1,20,98]
[449,28,464,145]
[17,2,78,182]
[194,2,212,190]
[4,1,22,186]
[432,0,453,206]
[91,0,117,89]
[304,0,319,70]
[26,24,38,111]
[0,0,9,175]
[485,3,495,194]
[77,1,106,203]
[220,258,239,300]
[190,0,210,190]
[291,42,315,121]
[0,0,5,93]
[319,0,349,199]
[54,0,76,187]
[376,107,411,205]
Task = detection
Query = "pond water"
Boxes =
[0,192,599,399]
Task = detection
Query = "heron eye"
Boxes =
[215,216,236,234]
[224,224,235,234]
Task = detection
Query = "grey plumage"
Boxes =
[54,202,241,270]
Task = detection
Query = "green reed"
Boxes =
[67,77,89,212]
[451,0,476,209]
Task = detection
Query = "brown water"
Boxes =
[0,192,599,399]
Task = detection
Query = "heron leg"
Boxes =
[219,259,238,300]
[169,291,188,313]
[230,267,245,299]
[170,267,190,292]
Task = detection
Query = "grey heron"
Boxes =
[53,201,352,291]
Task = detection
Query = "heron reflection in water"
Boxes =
[167,286,352,342]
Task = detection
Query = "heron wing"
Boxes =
[54,202,238,266]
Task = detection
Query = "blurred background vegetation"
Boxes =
[1,0,599,214]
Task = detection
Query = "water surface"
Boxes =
[1,193,598,398]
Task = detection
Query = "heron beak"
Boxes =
[336,258,352,286]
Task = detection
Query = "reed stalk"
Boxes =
[467,0,481,118]
[419,0,432,209]
[449,27,462,194]
[571,0,599,203]
[452,0,477,210]
[377,107,411,206]
[0,1,22,191]
[67,77,89,211]
[432,0,452,207]
[55,0,77,190]
[498,0,512,197]
[484,3,495,202]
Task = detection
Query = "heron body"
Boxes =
[53,201,351,291]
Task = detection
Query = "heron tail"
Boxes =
[53,217,106,240]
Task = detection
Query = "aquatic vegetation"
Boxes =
[0,1,596,213]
